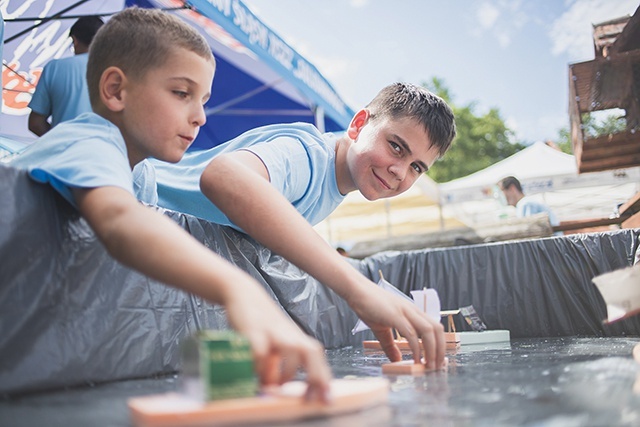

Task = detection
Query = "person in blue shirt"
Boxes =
[11,7,331,400]
[151,82,457,371]
[498,175,559,226]
[28,15,103,136]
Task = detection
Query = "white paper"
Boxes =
[410,288,441,323]
[592,263,640,323]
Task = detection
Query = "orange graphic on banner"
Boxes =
[2,62,41,111]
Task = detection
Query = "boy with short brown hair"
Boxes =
[153,82,456,369]
[11,7,330,400]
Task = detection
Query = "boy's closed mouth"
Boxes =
[180,135,194,144]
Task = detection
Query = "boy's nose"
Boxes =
[193,105,207,127]
[389,163,406,181]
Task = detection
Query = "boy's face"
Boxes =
[344,110,440,201]
[119,48,215,165]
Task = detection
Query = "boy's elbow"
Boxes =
[76,188,139,259]
[28,112,50,136]
[199,156,227,197]
[199,162,214,196]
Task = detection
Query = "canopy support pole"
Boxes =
[314,105,325,133]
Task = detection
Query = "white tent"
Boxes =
[438,142,640,226]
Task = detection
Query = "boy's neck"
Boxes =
[334,135,356,196]
[93,107,140,170]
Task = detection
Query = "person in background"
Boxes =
[498,175,559,227]
[28,15,104,136]
[11,7,331,401]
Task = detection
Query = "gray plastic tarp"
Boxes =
[1,164,639,395]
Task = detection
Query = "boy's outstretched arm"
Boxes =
[201,152,446,370]
[73,185,332,400]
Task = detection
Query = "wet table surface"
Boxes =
[1,337,639,427]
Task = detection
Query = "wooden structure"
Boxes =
[567,5,640,231]
[569,6,640,173]
[553,191,640,232]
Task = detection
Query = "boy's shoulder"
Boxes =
[203,122,332,158]
[44,52,88,70]
[10,113,135,207]
[52,113,120,142]
[242,122,323,140]
[11,113,125,167]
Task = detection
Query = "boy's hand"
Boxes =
[222,279,332,402]
[75,186,331,402]
[200,152,444,371]
[349,283,446,370]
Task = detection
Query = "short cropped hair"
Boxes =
[498,176,523,193]
[87,7,215,107]
[366,82,456,158]
[69,16,104,46]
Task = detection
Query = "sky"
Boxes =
[242,0,638,145]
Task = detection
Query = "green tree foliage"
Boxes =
[423,78,525,183]
[556,127,573,154]
[556,110,627,154]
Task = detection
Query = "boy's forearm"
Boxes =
[201,156,370,303]
[28,112,52,137]
[74,186,252,305]
[203,157,445,367]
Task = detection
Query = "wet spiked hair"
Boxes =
[366,82,456,158]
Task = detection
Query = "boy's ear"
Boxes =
[99,66,128,112]
[347,109,370,140]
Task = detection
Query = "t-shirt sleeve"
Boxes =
[244,136,312,203]
[28,62,53,116]
[27,138,134,207]
[132,159,158,205]
[517,203,531,217]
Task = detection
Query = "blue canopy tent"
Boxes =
[1,0,354,152]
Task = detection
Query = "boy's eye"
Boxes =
[389,141,401,153]
[411,163,423,173]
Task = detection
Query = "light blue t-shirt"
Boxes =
[28,53,92,127]
[152,122,345,230]
[517,196,559,226]
[10,112,156,207]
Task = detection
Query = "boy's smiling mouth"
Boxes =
[373,170,391,190]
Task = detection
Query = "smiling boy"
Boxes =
[10,7,331,400]
[152,83,456,369]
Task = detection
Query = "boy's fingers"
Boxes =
[404,333,422,365]
[420,325,436,370]
[374,327,402,362]
[300,340,332,403]
[416,314,445,369]
[261,353,281,385]
[280,352,301,384]
[252,333,331,402]
[248,336,276,386]
[434,322,446,368]
[390,317,421,364]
